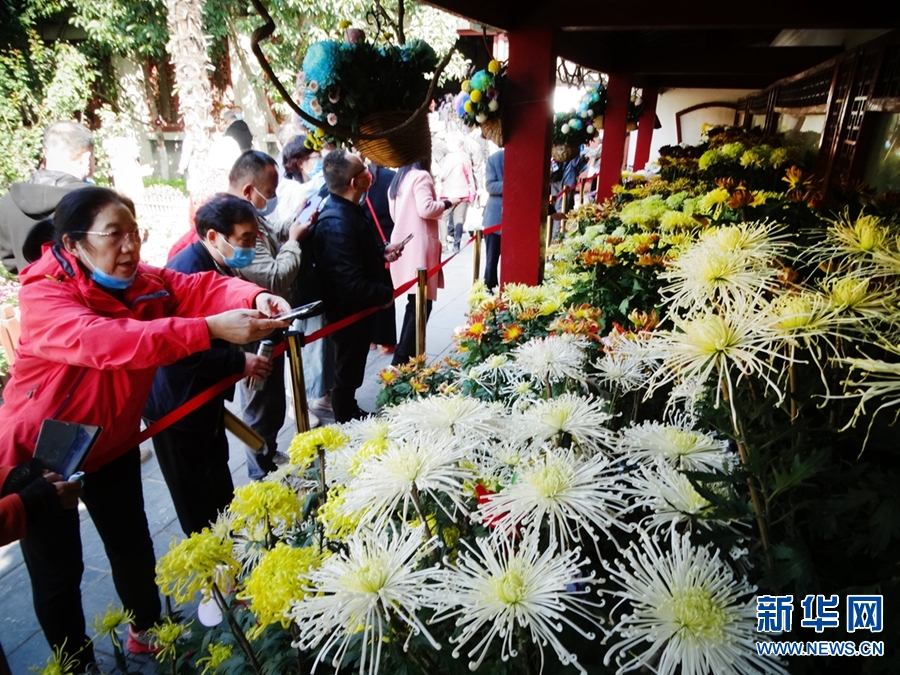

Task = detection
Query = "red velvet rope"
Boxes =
[119,223,503,452]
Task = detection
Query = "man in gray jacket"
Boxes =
[0,121,94,273]
[225,150,314,478]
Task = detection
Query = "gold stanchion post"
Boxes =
[472,229,482,285]
[415,267,427,358]
[286,332,310,433]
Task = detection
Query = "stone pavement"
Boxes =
[0,238,486,674]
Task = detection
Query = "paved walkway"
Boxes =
[0,239,485,673]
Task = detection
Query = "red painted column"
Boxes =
[596,73,633,202]
[633,86,659,172]
[499,26,555,287]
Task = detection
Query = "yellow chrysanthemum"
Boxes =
[469,89,483,103]
[148,618,190,662]
[349,438,389,477]
[156,529,240,604]
[488,60,501,74]
[230,482,303,530]
[698,188,730,214]
[238,543,327,639]
[461,79,471,92]
[464,101,473,114]
[287,426,350,468]
[317,484,364,540]
[197,643,233,675]
[29,644,80,675]
[660,210,698,230]
[90,604,134,645]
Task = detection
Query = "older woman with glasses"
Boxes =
[0,186,291,675]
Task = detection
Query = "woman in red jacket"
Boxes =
[0,187,290,674]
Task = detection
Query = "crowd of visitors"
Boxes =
[0,108,512,673]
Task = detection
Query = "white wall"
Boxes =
[640,88,758,166]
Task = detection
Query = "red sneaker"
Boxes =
[126,625,160,655]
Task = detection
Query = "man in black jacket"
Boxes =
[144,194,273,534]
[0,121,94,273]
[313,150,402,422]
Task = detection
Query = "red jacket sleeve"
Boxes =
[19,269,262,371]
[0,466,27,547]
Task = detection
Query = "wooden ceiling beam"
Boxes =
[557,40,842,77]
[544,2,896,31]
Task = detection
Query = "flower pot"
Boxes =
[354,110,432,168]
[480,117,504,147]
[592,114,604,130]
[552,144,579,163]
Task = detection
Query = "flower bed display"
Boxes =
[147,128,900,675]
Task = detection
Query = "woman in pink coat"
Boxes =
[387,159,458,365]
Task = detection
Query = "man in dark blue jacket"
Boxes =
[313,151,402,422]
[144,194,273,535]
[482,149,504,291]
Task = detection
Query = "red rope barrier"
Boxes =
[118,223,504,452]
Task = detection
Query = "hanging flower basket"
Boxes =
[552,143,579,163]
[354,110,432,168]
[480,117,504,147]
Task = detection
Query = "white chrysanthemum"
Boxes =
[290,524,441,675]
[623,461,738,531]
[470,440,534,486]
[429,534,603,675]
[478,446,628,545]
[593,350,649,392]
[660,222,791,310]
[805,211,897,273]
[645,299,791,425]
[386,395,506,441]
[511,335,588,383]
[837,351,900,430]
[618,420,729,471]
[604,529,787,675]
[339,432,474,528]
[468,353,520,394]
[512,393,614,450]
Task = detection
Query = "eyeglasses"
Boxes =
[72,229,149,247]
[348,165,370,186]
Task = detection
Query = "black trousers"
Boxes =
[19,448,160,671]
[392,294,433,366]
[330,314,375,422]
[151,414,234,536]
[484,232,502,291]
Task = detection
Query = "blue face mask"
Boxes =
[222,238,256,269]
[79,243,136,289]
[253,188,278,217]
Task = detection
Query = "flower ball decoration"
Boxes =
[552,109,599,149]
[458,60,506,145]
[578,81,608,129]
[298,32,439,147]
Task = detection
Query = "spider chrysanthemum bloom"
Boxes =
[821,275,894,322]
[807,210,896,272]
[622,461,737,532]
[386,395,505,441]
[511,335,588,384]
[645,301,790,425]
[289,524,441,675]
[229,481,304,531]
[478,446,628,545]
[593,350,650,393]
[604,529,787,675]
[429,535,603,675]
[339,432,474,528]
[659,222,789,310]
[618,420,728,471]
[512,392,615,450]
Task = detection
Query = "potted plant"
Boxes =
[299,32,440,167]
[456,60,506,146]
[551,110,598,162]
